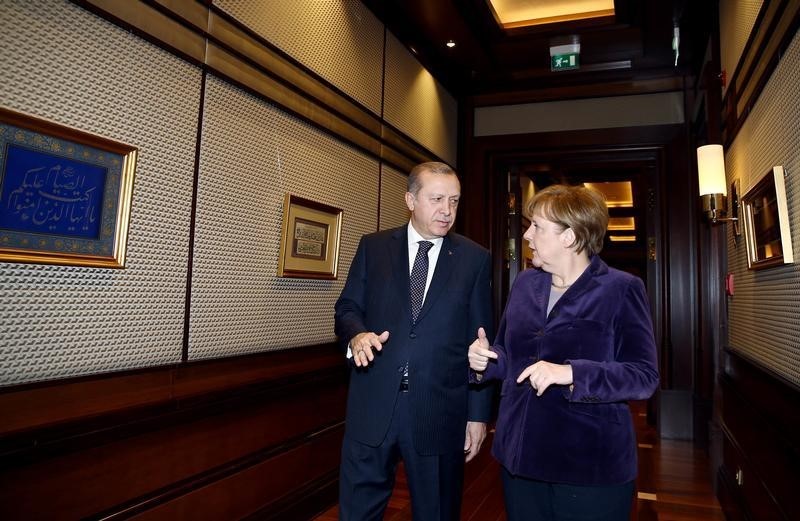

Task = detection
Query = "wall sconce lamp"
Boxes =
[697,144,740,236]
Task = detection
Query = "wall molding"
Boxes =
[0,344,347,519]
[722,0,800,146]
[71,0,438,172]
[717,348,800,520]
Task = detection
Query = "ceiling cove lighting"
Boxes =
[584,181,633,208]
[489,0,615,29]
[608,217,635,231]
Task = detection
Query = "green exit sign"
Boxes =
[551,53,579,71]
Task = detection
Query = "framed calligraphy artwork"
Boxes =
[0,107,137,267]
[277,194,342,279]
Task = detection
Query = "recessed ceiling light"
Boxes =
[489,0,614,29]
[446,40,456,48]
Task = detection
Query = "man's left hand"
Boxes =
[464,421,487,463]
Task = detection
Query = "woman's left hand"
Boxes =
[517,361,573,396]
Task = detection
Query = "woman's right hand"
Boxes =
[469,327,498,371]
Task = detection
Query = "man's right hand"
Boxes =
[351,330,390,367]
[468,327,497,372]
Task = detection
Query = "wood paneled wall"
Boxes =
[713,2,800,519]
[0,345,346,520]
[717,350,800,520]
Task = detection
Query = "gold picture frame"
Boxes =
[0,107,137,268]
[277,194,343,279]
[741,165,794,270]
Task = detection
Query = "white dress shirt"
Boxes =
[346,222,444,358]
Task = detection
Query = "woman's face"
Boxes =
[522,211,568,270]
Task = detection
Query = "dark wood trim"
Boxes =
[96,425,344,520]
[244,469,340,521]
[722,0,800,146]
[70,0,207,66]
[716,466,750,521]
[183,70,208,363]
[469,76,685,107]
[463,124,684,246]
[0,364,345,466]
[717,348,800,520]
[69,0,443,174]
[0,346,347,520]
[0,343,341,435]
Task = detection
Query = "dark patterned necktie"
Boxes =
[410,240,433,323]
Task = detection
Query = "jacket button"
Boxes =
[409,332,417,339]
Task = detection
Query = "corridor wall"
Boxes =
[715,1,800,519]
[0,1,458,518]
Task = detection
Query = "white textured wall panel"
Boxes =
[215,0,384,116]
[0,1,200,385]
[189,76,379,359]
[719,0,764,96]
[379,165,410,231]
[726,29,800,386]
[384,33,458,165]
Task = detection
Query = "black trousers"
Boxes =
[502,467,635,521]
[338,392,464,521]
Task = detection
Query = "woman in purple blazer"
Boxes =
[469,184,659,521]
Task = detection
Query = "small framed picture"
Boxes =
[277,194,343,279]
[741,165,794,270]
[0,107,137,268]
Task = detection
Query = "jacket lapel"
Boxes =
[390,227,412,322]
[548,255,607,314]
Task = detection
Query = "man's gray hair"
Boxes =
[407,162,457,195]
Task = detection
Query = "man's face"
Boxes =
[405,171,461,239]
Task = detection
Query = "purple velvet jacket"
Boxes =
[474,255,658,485]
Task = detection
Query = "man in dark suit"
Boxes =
[335,162,494,520]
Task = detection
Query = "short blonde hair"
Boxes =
[525,184,608,256]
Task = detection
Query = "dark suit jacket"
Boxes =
[474,255,659,485]
[335,225,493,455]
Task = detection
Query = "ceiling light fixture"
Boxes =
[446,40,456,48]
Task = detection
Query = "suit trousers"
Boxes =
[338,392,464,521]
[501,467,635,521]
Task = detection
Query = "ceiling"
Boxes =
[362,0,716,100]
[360,0,718,275]
[488,0,616,28]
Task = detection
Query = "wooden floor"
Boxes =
[315,401,724,520]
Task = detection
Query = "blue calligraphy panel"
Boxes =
[1,144,107,239]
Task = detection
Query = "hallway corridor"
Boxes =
[315,401,724,520]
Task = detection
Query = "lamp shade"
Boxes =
[697,144,727,196]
